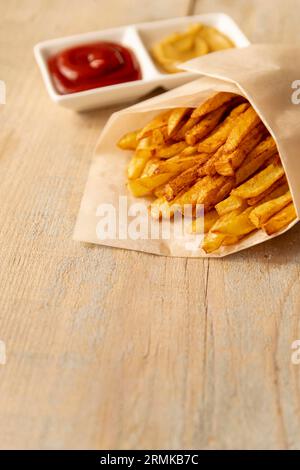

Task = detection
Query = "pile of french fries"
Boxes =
[117,92,297,253]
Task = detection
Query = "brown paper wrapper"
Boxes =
[74,45,300,257]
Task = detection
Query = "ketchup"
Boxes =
[48,41,142,94]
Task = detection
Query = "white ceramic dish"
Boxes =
[34,13,250,112]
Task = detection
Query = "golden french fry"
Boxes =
[232,163,285,199]
[141,158,162,177]
[155,141,187,159]
[174,175,230,210]
[128,173,175,197]
[249,191,292,228]
[191,92,238,119]
[197,103,249,154]
[172,116,201,141]
[198,146,224,177]
[246,176,287,206]
[202,232,225,253]
[178,145,199,157]
[235,136,278,184]
[213,179,236,207]
[167,108,191,137]
[150,196,174,220]
[211,207,256,236]
[128,150,153,179]
[190,209,219,234]
[137,111,171,140]
[153,156,203,175]
[202,232,239,253]
[185,104,228,146]
[136,136,154,151]
[254,182,289,205]
[262,203,297,235]
[152,127,168,146]
[162,161,207,201]
[215,123,266,176]
[117,130,140,150]
[222,235,241,246]
[222,106,261,155]
[215,194,246,216]
[153,185,166,198]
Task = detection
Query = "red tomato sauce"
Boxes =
[48,41,142,94]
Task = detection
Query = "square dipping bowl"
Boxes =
[34,13,250,112]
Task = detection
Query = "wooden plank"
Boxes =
[0,0,299,450]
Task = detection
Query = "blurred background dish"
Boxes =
[34,13,249,111]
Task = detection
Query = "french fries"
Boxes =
[235,135,278,184]
[168,108,191,137]
[118,92,297,253]
[192,91,238,119]
[262,203,297,235]
[214,123,266,176]
[197,102,249,154]
[231,163,285,199]
[117,130,140,150]
[249,190,292,228]
[185,104,228,145]
[128,173,175,197]
[190,209,219,234]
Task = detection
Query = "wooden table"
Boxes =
[1,0,300,450]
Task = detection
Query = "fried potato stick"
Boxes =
[117,130,140,150]
[162,155,211,201]
[152,156,203,176]
[235,136,278,184]
[185,104,229,146]
[211,207,256,237]
[222,106,261,155]
[197,102,249,154]
[174,175,231,210]
[215,195,246,216]
[150,196,174,220]
[137,110,171,140]
[155,141,187,158]
[190,209,219,234]
[191,92,239,119]
[197,145,224,177]
[167,108,192,137]
[249,191,292,228]
[172,116,201,141]
[128,150,153,179]
[246,176,287,206]
[262,203,297,235]
[215,123,266,176]
[128,173,175,197]
[231,163,285,199]
[202,232,240,253]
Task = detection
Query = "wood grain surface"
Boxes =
[0,0,300,450]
